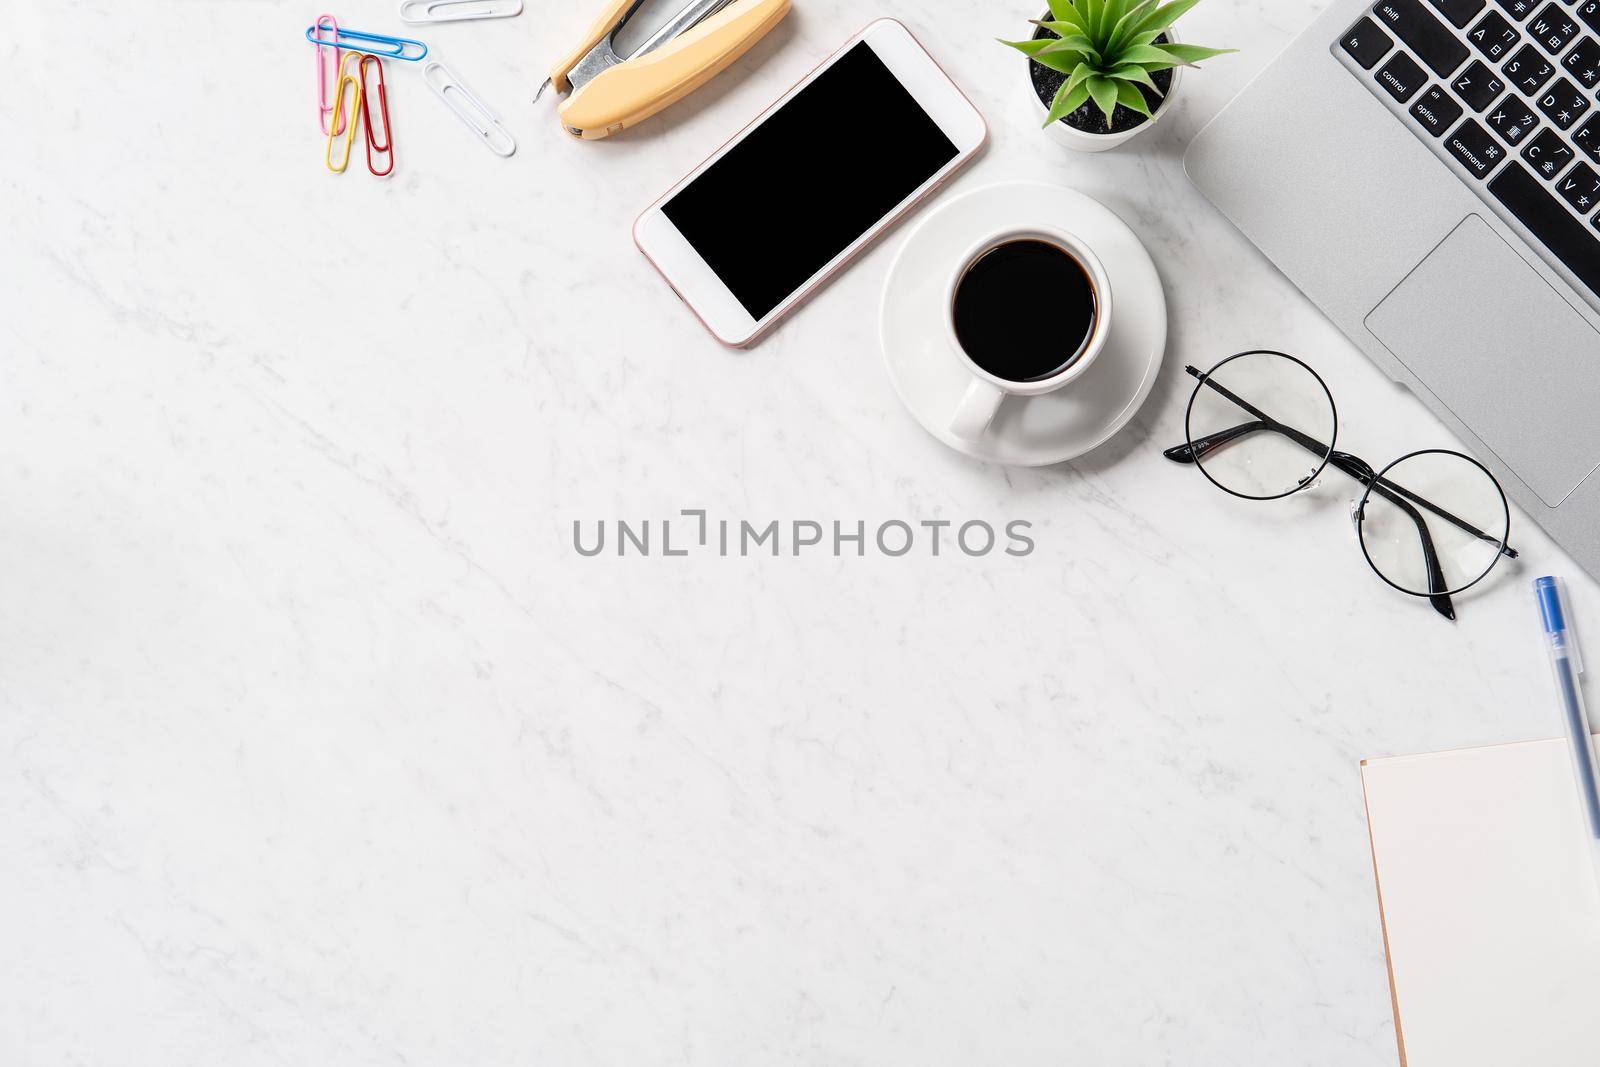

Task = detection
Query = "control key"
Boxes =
[1378,52,1429,100]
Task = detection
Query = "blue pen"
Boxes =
[1535,576,1600,883]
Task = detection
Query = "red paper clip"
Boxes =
[359,55,394,177]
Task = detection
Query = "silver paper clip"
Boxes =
[400,0,523,23]
[423,62,517,157]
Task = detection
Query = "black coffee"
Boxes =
[952,239,1097,383]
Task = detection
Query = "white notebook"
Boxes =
[1362,740,1600,1066]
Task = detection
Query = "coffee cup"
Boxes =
[945,226,1113,442]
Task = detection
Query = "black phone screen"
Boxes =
[661,42,959,320]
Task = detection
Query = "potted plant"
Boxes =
[1002,0,1234,152]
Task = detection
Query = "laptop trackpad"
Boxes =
[1366,215,1600,507]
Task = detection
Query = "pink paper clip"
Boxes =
[313,14,345,134]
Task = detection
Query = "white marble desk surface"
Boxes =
[3,0,1589,1063]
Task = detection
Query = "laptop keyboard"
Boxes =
[1335,0,1600,303]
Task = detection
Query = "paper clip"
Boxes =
[313,14,344,134]
[326,53,364,173]
[423,62,516,157]
[302,24,429,62]
[399,0,522,23]
[359,55,395,177]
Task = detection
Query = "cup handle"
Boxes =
[948,378,1007,442]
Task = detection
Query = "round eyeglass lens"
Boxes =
[1356,450,1509,597]
[1184,351,1337,500]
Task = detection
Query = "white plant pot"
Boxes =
[1027,26,1184,152]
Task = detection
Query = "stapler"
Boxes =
[538,0,791,140]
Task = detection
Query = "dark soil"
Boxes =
[1029,25,1174,136]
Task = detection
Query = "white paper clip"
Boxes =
[400,0,522,24]
[423,62,517,157]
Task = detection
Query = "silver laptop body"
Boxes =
[1186,0,1600,575]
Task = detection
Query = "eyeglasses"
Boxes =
[1163,350,1518,620]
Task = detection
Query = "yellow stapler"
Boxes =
[539,0,791,140]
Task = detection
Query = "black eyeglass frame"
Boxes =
[1163,351,1519,620]
[1356,447,1514,604]
[1179,350,1340,502]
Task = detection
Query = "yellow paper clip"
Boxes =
[325,53,363,173]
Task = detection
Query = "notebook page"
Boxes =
[1362,740,1600,1066]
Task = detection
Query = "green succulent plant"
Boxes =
[1002,0,1235,127]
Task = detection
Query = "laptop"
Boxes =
[1186,0,1600,576]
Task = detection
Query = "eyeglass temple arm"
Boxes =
[1162,421,1269,463]
[1324,451,1455,620]
[1328,451,1518,559]
[1172,425,1516,563]
[1163,368,1457,620]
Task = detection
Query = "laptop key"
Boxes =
[1470,10,1522,58]
[1537,77,1591,128]
[1529,3,1580,53]
[1430,0,1488,27]
[1377,51,1429,99]
[1454,59,1509,107]
[1505,43,1558,93]
[1575,113,1600,160]
[1494,0,1537,21]
[1556,161,1600,213]
[1565,37,1600,88]
[1412,84,1467,132]
[1489,161,1600,298]
[1487,93,1541,141]
[1447,117,1510,174]
[1582,0,1600,36]
[1342,17,1396,68]
[1373,0,1471,74]
[1523,127,1577,174]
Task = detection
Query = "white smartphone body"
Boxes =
[633,19,987,347]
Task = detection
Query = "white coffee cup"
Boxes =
[946,226,1114,442]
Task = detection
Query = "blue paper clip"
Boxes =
[302,25,429,62]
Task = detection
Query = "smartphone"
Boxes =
[633,19,987,347]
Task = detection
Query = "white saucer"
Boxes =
[880,180,1167,466]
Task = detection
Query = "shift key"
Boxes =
[1372,0,1471,75]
